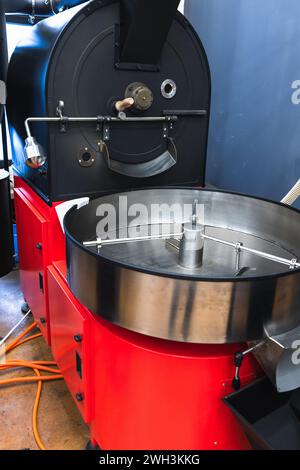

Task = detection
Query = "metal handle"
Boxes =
[115,98,134,113]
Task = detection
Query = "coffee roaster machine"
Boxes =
[6,0,300,450]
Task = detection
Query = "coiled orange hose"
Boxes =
[5,333,43,352]
[0,321,63,450]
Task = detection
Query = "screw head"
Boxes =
[74,334,82,343]
[76,393,84,402]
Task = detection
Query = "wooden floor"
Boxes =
[0,270,90,450]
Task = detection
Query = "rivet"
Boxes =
[76,393,84,402]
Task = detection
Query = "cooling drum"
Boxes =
[64,189,300,344]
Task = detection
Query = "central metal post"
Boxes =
[178,223,204,269]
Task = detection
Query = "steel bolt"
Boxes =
[76,393,84,402]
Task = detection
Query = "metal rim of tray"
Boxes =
[64,187,300,283]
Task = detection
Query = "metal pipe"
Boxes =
[3,0,87,15]
[3,0,58,15]
[24,114,177,138]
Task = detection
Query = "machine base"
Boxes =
[14,177,261,450]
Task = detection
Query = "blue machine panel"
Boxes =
[185,0,300,207]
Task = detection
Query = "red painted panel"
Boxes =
[14,176,66,264]
[47,265,92,423]
[14,188,50,342]
[89,315,259,450]
[14,177,66,344]
[50,261,260,450]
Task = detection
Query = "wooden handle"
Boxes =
[115,97,134,112]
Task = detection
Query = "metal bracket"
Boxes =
[96,116,102,132]
[103,121,110,142]
[163,122,169,139]
[56,100,68,133]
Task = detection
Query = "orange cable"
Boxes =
[5,333,43,353]
[0,375,63,386]
[0,361,60,375]
[9,360,57,365]
[5,322,38,350]
[32,369,46,451]
[0,321,63,450]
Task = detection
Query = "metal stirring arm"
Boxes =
[83,198,300,270]
[84,228,300,270]
[202,233,300,269]
[83,232,183,247]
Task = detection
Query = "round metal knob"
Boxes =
[125,82,154,112]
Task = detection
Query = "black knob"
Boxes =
[74,334,82,343]
[36,243,42,250]
[40,318,46,325]
[232,377,241,391]
[76,393,84,402]
[234,352,244,368]
[232,351,244,391]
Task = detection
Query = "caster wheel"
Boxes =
[21,302,30,315]
[85,440,100,450]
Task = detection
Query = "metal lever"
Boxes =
[163,109,207,117]
[115,98,134,113]
[192,199,198,227]
[232,343,263,390]
[232,351,244,391]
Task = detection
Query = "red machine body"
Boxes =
[14,177,260,450]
